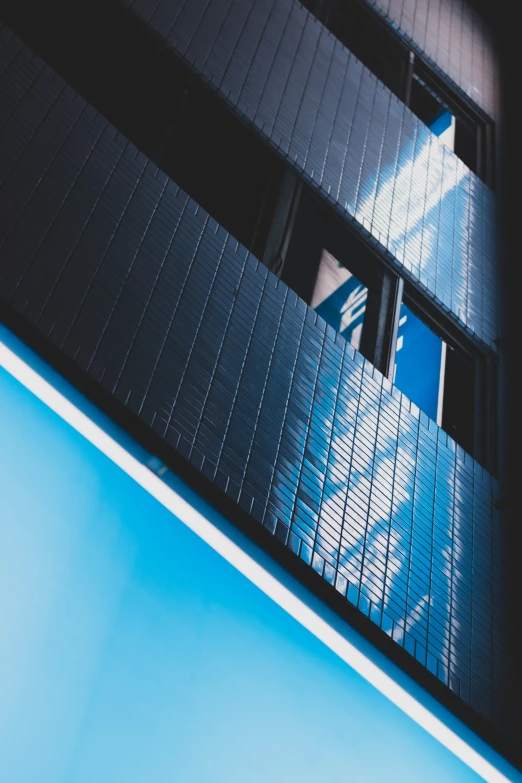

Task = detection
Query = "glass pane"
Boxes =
[310,250,368,350]
[394,303,445,422]
[431,110,456,150]
[441,344,475,455]
[410,79,456,151]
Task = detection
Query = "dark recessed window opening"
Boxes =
[410,75,457,150]
[327,0,408,98]
[409,64,490,181]
[2,0,284,261]
[161,84,284,258]
[441,342,476,456]
[281,189,391,370]
[393,299,476,456]
[278,187,494,468]
[300,0,409,98]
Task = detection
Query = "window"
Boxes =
[408,61,493,183]
[281,187,397,374]
[393,299,477,457]
[279,187,495,469]
[300,0,495,186]
[409,71,457,151]
[394,302,446,424]
[310,250,369,351]
[161,81,284,258]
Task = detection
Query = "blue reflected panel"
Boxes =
[410,75,456,153]
[0,333,518,783]
[394,303,444,421]
[311,249,367,349]
[431,109,453,136]
[430,110,456,151]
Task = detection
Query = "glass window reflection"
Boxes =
[410,74,456,151]
[311,250,368,351]
[394,303,445,423]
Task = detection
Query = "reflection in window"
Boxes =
[441,343,475,456]
[394,303,446,423]
[300,0,493,184]
[394,303,479,457]
[409,70,485,174]
[311,250,368,350]
[410,75,456,151]
[430,109,456,150]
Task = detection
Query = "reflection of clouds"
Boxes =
[277,294,482,691]
[450,463,478,695]
[356,128,471,316]
[406,594,429,633]
[297,357,455,675]
[269,92,493,709]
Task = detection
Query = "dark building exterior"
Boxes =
[1,0,520,773]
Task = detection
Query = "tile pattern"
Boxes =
[0,27,513,734]
[122,0,498,349]
[366,0,498,119]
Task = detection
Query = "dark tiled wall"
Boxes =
[366,0,497,119]
[123,0,498,349]
[0,27,513,734]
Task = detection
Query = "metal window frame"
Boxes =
[279,184,496,471]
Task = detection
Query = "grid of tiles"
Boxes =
[0,27,511,730]
[123,0,498,349]
[366,0,497,119]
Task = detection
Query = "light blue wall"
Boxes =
[0,331,519,783]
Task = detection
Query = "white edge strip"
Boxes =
[437,340,447,427]
[0,338,514,783]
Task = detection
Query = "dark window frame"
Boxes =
[278,185,496,471]
[397,285,496,468]
[300,0,495,187]
[280,185,400,373]
[409,59,495,186]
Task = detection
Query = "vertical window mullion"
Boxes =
[437,341,447,427]
[259,169,302,274]
[485,352,497,473]
[403,51,415,107]
[383,276,404,381]
[473,354,485,465]
[476,123,484,181]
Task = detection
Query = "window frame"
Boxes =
[278,185,496,471]
[299,0,495,187]
[280,186,401,374]
[397,281,497,470]
[408,58,495,186]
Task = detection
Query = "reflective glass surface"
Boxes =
[118,0,498,345]
[431,111,456,150]
[311,250,368,350]
[394,303,444,421]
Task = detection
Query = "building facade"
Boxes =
[1,0,520,775]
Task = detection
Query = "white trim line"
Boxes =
[0,337,516,783]
[437,340,447,427]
